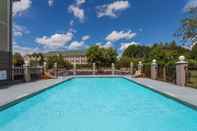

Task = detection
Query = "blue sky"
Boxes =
[13,0,194,55]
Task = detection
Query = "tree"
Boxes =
[191,43,197,60]
[28,53,44,66]
[116,56,132,68]
[122,45,150,59]
[13,53,24,66]
[176,7,197,45]
[86,45,117,67]
[46,54,72,69]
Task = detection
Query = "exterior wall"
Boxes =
[64,56,88,65]
[0,0,12,82]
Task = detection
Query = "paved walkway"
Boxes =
[127,77,197,108]
[0,76,197,110]
[0,78,69,108]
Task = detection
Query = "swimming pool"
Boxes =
[0,77,197,131]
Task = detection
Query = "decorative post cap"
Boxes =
[24,60,29,65]
[138,61,142,65]
[152,59,157,63]
[177,55,187,64]
[54,62,57,67]
[179,55,185,62]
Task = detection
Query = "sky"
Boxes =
[13,0,196,55]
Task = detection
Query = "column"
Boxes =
[151,59,158,80]
[112,63,115,75]
[73,63,76,75]
[176,56,188,86]
[130,61,133,75]
[138,61,143,73]
[24,60,31,82]
[93,63,96,75]
[54,62,57,78]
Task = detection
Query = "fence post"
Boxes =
[138,61,143,73]
[93,63,96,75]
[176,56,188,86]
[54,62,57,78]
[24,60,31,82]
[130,62,133,75]
[112,63,115,75]
[12,65,15,80]
[43,62,47,73]
[151,59,158,80]
[73,63,76,75]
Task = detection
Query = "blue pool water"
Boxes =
[0,77,197,131]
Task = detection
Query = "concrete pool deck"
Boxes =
[0,78,70,109]
[126,77,197,109]
[0,75,197,110]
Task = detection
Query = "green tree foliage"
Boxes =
[28,53,44,66]
[46,54,72,69]
[116,56,132,68]
[13,53,24,66]
[176,7,197,45]
[122,45,151,60]
[191,44,197,60]
[86,45,117,67]
[121,41,191,65]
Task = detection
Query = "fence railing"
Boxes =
[11,61,197,89]
[12,66,43,81]
[186,65,197,89]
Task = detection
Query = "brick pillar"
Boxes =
[176,56,188,86]
[24,60,31,82]
[151,59,158,80]
[93,63,96,75]
[112,63,115,75]
[138,61,143,73]
[130,62,133,75]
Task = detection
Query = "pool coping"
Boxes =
[122,76,197,110]
[0,75,197,111]
[0,77,73,111]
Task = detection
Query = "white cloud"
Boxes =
[13,44,41,56]
[81,35,90,41]
[184,0,197,12]
[13,24,30,37]
[48,0,54,7]
[96,41,113,48]
[13,0,32,16]
[68,41,85,50]
[106,30,136,42]
[76,0,86,5]
[103,41,112,48]
[68,0,86,22]
[97,1,130,18]
[120,41,138,50]
[35,33,73,48]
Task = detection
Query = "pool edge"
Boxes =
[1,75,197,111]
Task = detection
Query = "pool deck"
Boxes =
[126,76,197,109]
[0,75,197,110]
[0,78,70,109]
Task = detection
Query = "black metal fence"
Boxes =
[166,65,176,84]
[186,65,197,89]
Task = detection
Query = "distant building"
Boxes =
[63,53,87,65]
[0,0,13,82]
[45,51,88,65]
